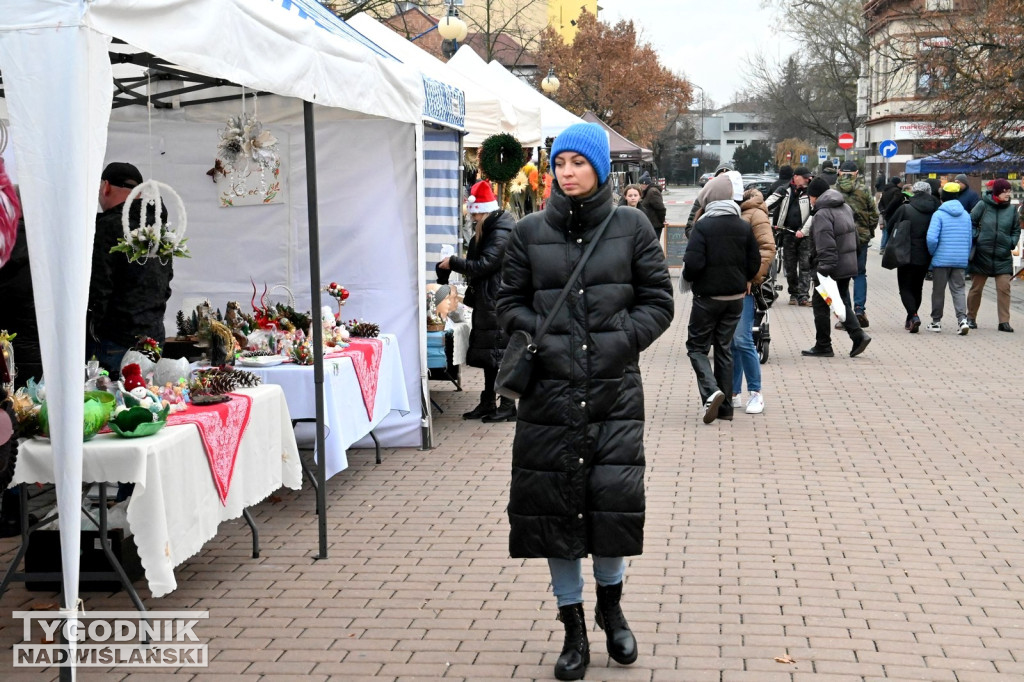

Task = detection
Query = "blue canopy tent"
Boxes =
[905,137,1024,174]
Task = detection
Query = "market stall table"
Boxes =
[245,333,408,479]
[7,385,301,599]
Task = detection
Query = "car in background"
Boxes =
[742,174,777,197]
[698,172,715,187]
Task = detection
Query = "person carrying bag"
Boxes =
[495,122,673,681]
[495,208,617,400]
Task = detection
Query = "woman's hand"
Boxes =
[437,257,451,270]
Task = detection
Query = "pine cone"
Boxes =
[349,321,380,338]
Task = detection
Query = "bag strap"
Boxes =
[531,207,617,347]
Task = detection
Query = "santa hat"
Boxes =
[467,180,499,214]
[121,363,146,391]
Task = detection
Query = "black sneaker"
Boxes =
[966,318,978,329]
[801,346,835,357]
[850,333,871,357]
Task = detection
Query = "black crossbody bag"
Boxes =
[495,207,617,400]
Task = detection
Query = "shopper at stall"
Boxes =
[437,179,516,421]
[88,162,173,377]
[496,122,673,680]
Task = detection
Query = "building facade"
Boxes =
[859,0,957,182]
[687,106,772,168]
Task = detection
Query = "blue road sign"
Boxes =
[800,155,808,164]
[692,158,700,167]
[817,146,828,160]
[832,157,840,167]
[880,140,898,158]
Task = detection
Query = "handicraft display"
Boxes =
[212,112,285,207]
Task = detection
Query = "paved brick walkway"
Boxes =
[2,255,1024,681]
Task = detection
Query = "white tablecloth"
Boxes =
[245,333,409,479]
[15,385,301,598]
[446,319,470,366]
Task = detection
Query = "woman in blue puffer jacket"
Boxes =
[926,182,974,334]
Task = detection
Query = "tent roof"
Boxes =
[484,60,583,141]
[77,0,428,125]
[905,136,1024,174]
[581,112,653,164]
[447,45,542,148]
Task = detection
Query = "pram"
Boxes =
[752,239,781,364]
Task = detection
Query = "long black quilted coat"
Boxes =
[448,210,515,369]
[496,181,674,559]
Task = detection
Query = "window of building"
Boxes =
[728,122,746,131]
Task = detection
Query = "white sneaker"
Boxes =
[745,392,764,414]
[732,394,744,408]
[927,321,941,333]
[702,390,725,424]
[958,319,970,335]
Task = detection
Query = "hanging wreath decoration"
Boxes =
[478,133,525,184]
[110,179,190,263]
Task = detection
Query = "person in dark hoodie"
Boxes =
[889,181,941,333]
[965,178,1020,331]
[637,171,667,239]
[685,163,735,237]
[437,179,516,421]
[496,122,674,681]
[926,182,973,335]
[683,171,760,424]
[801,177,871,358]
[877,176,905,253]
[819,160,839,186]
[955,174,981,213]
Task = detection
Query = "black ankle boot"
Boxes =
[595,582,637,665]
[554,603,589,681]
[462,391,496,420]
[481,397,516,423]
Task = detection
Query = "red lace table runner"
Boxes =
[167,392,253,505]
[324,338,384,420]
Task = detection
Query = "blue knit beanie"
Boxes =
[550,123,611,184]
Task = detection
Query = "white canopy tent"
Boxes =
[447,45,543,149]
[0,0,458,658]
[484,60,583,141]
[348,12,523,149]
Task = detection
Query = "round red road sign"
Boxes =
[837,133,855,150]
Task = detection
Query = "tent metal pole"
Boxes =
[303,100,329,560]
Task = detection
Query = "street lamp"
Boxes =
[541,67,560,95]
[437,1,468,58]
[409,0,468,59]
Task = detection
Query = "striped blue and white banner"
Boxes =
[423,129,461,284]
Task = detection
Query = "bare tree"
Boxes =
[457,0,548,66]
[322,0,419,21]
[747,0,865,143]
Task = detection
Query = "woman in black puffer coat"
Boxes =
[496,123,674,681]
[438,180,515,421]
[889,181,941,332]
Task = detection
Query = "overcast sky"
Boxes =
[595,0,801,106]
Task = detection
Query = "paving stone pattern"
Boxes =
[2,255,1024,681]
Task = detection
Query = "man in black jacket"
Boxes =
[764,166,813,305]
[877,176,904,253]
[88,162,173,377]
[683,171,760,424]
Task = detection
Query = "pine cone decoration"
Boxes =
[191,367,262,396]
[349,321,380,338]
[241,349,275,358]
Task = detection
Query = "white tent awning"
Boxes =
[484,60,583,141]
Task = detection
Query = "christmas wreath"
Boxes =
[479,133,525,184]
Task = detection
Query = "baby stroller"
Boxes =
[752,265,778,364]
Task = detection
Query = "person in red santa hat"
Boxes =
[437,179,517,422]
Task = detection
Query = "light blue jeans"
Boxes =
[731,294,761,394]
[547,556,626,607]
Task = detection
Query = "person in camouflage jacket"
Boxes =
[835,162,879,328]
